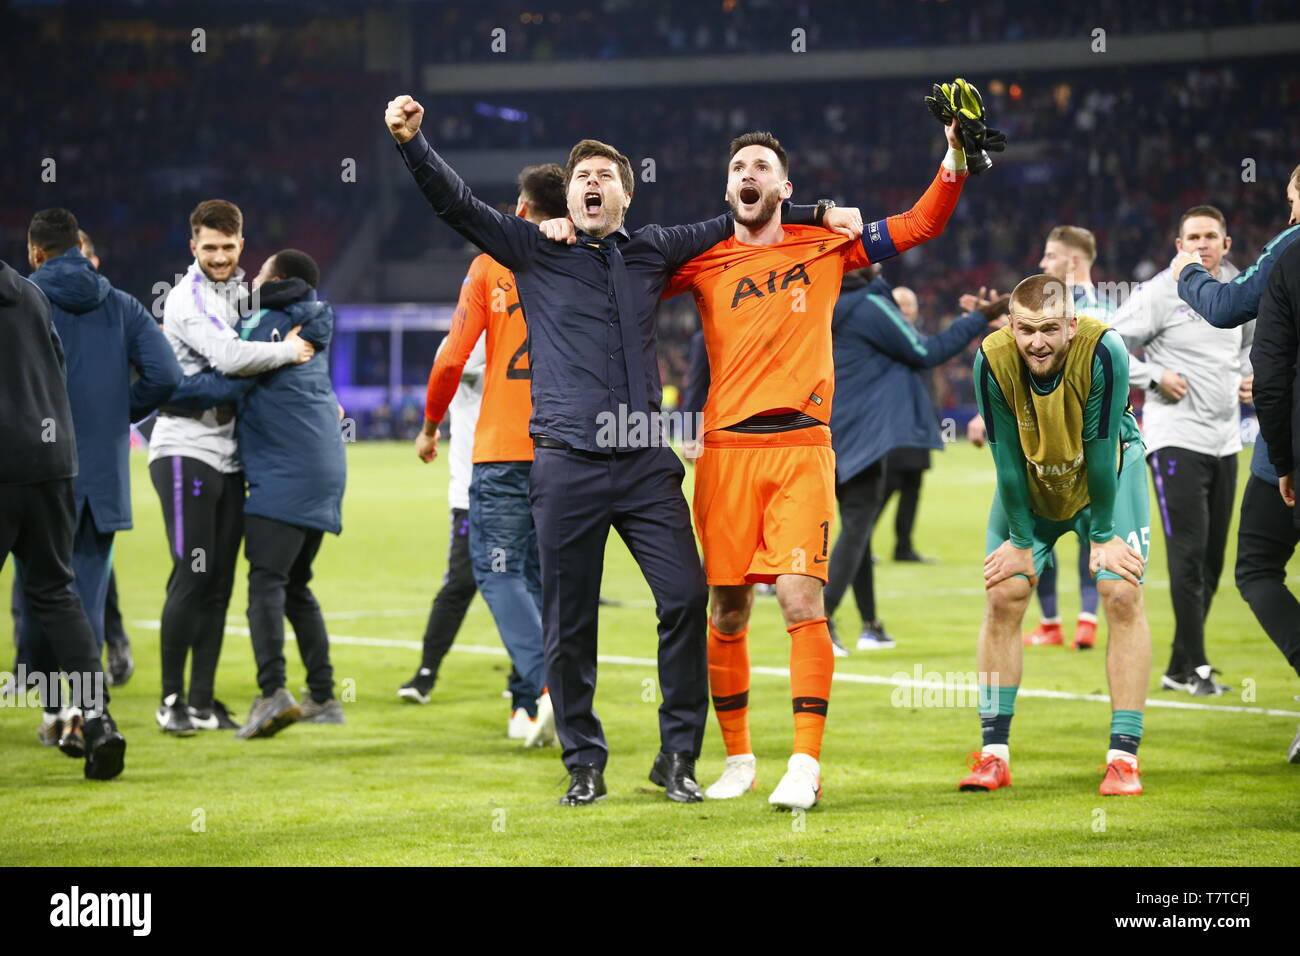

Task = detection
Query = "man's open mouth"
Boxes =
[739,185,760,204]
[584,192,602,216]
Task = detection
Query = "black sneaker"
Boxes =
[155,693,196,736]
[106,638,134,687]
[398,668,435,704]
[189,699,240,730]
[1187,664,1232,697]
[83,711,126,781]
[857,620,897,650]
[827,619,850,658]
[236,688,301,740]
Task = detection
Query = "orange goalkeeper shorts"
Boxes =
[693,424,836,586]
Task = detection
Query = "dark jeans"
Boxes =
[150,456,244,709]
[0,479,107,712]
[470,461,545,716]
[244,514,334,702]
[825,459,887,622]
[1235,474,1300,678]
[530,444,707,771]
[1148,447,1236,676]
[416,508,477,681]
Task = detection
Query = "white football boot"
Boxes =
[524,692,556,748]
[767,753,822,810]
[705,754,757,799]
[507,708,533,740]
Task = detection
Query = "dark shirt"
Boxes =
[1251,239,1300,485]
[0,259,78,485]
[397,131,820,452]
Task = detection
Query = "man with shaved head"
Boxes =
[961,274,1153,797]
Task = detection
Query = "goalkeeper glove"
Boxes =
[926,78,1006,175]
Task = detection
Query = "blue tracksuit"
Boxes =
[19,248,179,665]
[829,275,989,484]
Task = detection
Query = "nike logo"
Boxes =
[813,555,826,564]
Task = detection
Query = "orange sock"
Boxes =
[708,622,751,756]
[788,617,833,760]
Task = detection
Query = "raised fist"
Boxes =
[386,94,425,144]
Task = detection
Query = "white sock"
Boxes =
[1078,612,1097,624]
[1106,749,1138,767]
[726,753,756,765]
[983,743,1010,763]
[1040,616,1061,626]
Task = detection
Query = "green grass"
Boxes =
[2,441,1298,866]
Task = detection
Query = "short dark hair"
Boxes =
[190,199,243,237]
[29,208,80,254]
[517,163,568,220]
[271,248,319,288]
[1177,204,1227,238]
[1010,274,1073,319]
[565,139,635,199]
[728,131,789,178]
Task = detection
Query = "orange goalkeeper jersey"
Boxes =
[665,163,965,433]
[424,253,534,463]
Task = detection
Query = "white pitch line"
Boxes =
[129,620,1300,718]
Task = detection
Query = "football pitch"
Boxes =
[2,441,1297,867]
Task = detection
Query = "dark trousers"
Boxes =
[1147,447,1236,676]
[244,514,334,702]
[882,446,929,558]
[104,568,128,648]
[0,479,107,711]
[417,508,477,681]
[149,456,243,710]
[1235,474,1300,678]
[530,445,707,771]
[825,459,887,622]
[14,500,114,710]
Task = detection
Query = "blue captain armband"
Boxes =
[862,219,898,262]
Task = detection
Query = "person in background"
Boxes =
[169,249,346,738]
[21,209,180,744]
[398,335,485,704]
[877,285,938,564]
[0,255,126,780]
[1111,205,1246,696]
[825,268,1004,655]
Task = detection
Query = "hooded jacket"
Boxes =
[0,259,78,485]
[169,279,346,534]
[27,249,180,529]
[829,274,990,484]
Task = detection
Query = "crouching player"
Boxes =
[962,274,1152,796]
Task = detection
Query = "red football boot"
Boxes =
[958,751,1012,792]
[1072,618,1097,650]
[1099,756,1143,796]
[1023,621,1063,646]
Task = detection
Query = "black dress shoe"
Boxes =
[559,765,606,806]
[894,550,936,564]
[648,752,704,803]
